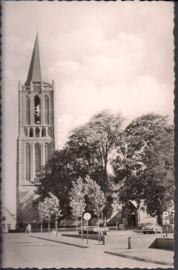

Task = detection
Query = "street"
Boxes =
[2,233,172,268]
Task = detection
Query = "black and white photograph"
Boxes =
[2,1,175,268]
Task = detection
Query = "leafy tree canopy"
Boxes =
[69,177,86,218]
[35,110,124,218]
[112,113,174,221]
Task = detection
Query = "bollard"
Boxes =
[98,231,101,242]
[99,232,101,242]
[128,237,131,249]
[116,222,118,232]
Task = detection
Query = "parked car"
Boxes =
[143,223,162,234]
[78,226,109,235]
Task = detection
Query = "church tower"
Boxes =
[16,34,56,228]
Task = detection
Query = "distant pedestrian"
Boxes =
[26,223,31,234]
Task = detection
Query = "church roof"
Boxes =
[25,34,50,85]
[2,206,16,220]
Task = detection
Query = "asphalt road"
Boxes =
[2,233,171,269]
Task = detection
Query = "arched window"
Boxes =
[42,127,46,137]
[48,127,51,137]
[25,96,30,125]
[35,143,41,174]
[26,143,31,180]
[34,95,41,124]
[36,127,40,137]
[44,95,49,124]
[45,143,50,164]
[24,128,28,137]
[29,128,33,137]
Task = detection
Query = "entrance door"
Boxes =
[128,215,136,226]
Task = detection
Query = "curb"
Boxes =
[29,235,88,249]
[104,251,173,266]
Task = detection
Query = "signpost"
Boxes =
[83,213,91,244]
[83,213,91,221]
[163,211,168,218]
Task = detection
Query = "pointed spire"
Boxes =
[25,34,50,85]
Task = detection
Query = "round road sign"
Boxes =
[83,212,91,221]
[163,211,169,218]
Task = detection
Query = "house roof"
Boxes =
[25,34,50,85]
[129,200,137,208]
[2,206,16,220]
[129,200,145,209]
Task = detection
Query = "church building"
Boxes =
[16,34,56,228]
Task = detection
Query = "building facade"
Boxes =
[2,207,16,233]
[16,34,56,228]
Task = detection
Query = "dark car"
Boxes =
[78,226,109,235]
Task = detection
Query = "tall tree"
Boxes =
[112,113,174,224]
[69,178,86,231]
[42,193,62,235]
[35,110,125,219]
[38,201,46,234]
[34,148,81,217]
[68,110,124,218]
[85,176,106,228]
[68,110,124,191]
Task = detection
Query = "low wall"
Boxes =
[61,233,159,248]
[149,238,174,251]
[62,233,104,244]
[104,235,127,245]
[162,228,174,233]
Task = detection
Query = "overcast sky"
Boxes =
[2,1,174,214]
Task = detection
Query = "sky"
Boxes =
[2,1,174,215]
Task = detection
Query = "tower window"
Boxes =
[26,143,31,181]
[36,127,40,137]
[44,95,49,124]
[29,128,33,137]
[35,143,41,174]
[45,143,50,164]
[34,95,41,124]
[48,127,51,137]
[24,128,28,137]
[42,127,46,137]
[25,96,30,125]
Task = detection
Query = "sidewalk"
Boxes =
[29,232,174,267]
[29,233,102,248]
[105,248,174,266]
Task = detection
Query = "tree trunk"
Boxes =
[55,219,58,237]
[81,216,83,241]
[76,217,78,232]
[125,203,128,227]
[104,217,107,227]
[104,156,107,176]
[98,214,100,242]
[41,220,43,234]
[157,215,162,226]
[48,218,50,235]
